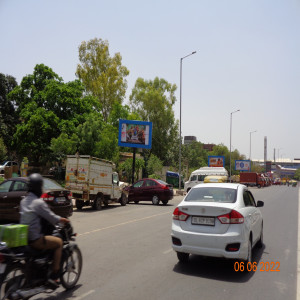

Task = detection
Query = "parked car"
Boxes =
[0,177,73,223]
[171,183,264,264]
[0,161,19,175]
[125,178,173,205]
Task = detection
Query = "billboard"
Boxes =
[118,119,153,149]
[208,156,225,167]
[235,160,251,171]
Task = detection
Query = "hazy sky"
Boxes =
[1,0,299,161]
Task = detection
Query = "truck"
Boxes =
[184,167,228,193]
[65,155,127,210]
[239,172,265,188]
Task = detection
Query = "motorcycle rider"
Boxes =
[20,173,69,286]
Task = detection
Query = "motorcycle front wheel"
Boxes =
[60,245,82,290]
[0,263,26,300]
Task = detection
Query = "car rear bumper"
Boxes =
[171,223,248,260]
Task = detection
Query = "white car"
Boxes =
[0,161,19,174]
[171,183,264,263]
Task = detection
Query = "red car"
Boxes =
[125,178,173,205]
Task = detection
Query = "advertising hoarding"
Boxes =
[118,119,152,149]
[235,160,251,171]
[208,156,225,167]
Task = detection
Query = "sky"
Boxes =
[0,0,299,162]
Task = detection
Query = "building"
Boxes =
[203,144,216,152]
[184,136,197,145]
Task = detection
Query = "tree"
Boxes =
[0,137,8,162]
[129,77,178,165]
[11,64,97,163]
[294,168,300,181]
[76,38,129,122]
[0,73,18,153]
[146,154,163,177]
[120,157,145,183]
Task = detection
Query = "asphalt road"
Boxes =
[33,185,299,300]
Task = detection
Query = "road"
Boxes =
[36,185,299,300]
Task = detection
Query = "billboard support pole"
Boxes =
[132,148,136,184]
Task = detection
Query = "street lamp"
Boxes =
[179,51,196,191]
[249,130,257,161]
[229,109,240,182]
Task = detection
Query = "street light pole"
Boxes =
[179,51,196,191]
[249,130,257,161]
[229,109,240,182]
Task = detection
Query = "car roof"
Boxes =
[193,183,243,189]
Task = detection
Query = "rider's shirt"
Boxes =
[20,192,60,241]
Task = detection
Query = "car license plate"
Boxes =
[0,263,6,274]
[56,197,66,203]
[192,216,215,226]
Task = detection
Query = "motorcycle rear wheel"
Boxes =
[0,263,26,300]
[60,245,82,290]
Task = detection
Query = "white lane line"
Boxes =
[163,248,173,255]
[74,290,95,300]
[77,211,171,237]
[297,188,300,300]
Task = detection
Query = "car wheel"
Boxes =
[162,200,168,205]
[93,195,103,210]
[177,252,189,263]
[257,225,263,248]
[152,195,160,205]
[120,193,127,206]
[76,200,84,210]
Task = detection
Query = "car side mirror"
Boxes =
[256,200,264,207]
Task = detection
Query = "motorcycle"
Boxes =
[0,222,82,300]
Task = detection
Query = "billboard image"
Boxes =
[118,119,152,149]
[235,160,251,171]
[208,156,225,167]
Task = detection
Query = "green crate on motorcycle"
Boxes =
[0,224,28,247]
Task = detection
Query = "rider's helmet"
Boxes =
[27,173,44,197]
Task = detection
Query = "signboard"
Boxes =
[118,119,153,149]
[208,156,225,167]
[235,160,251,171]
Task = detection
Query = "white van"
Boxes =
[184,167,228,193]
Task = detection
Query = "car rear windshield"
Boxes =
[44,178,63,190]
[156,180,168,185]
[185,187,237,203]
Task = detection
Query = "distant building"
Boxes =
[203,144,216,152]
[184,136,197,145]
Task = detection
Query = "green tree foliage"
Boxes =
[146,154,163,177]
[294,168,300,181]
[129,77,178,165]
[182,141,208,170]
[0,137,8,162]
[120,157,145,183]
[11,64,96,163]
[76,38,129,122]
[0,73,18,153]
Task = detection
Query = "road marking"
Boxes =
[77,211,171,237]
[74,290,95,300]
[163,248,173,254]
[297,188,300,300]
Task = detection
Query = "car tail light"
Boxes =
[162,185,169,190]
[217,210,244,224]
[67,192,72,200]
[173,207,189,221]
[41,193,55,202]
